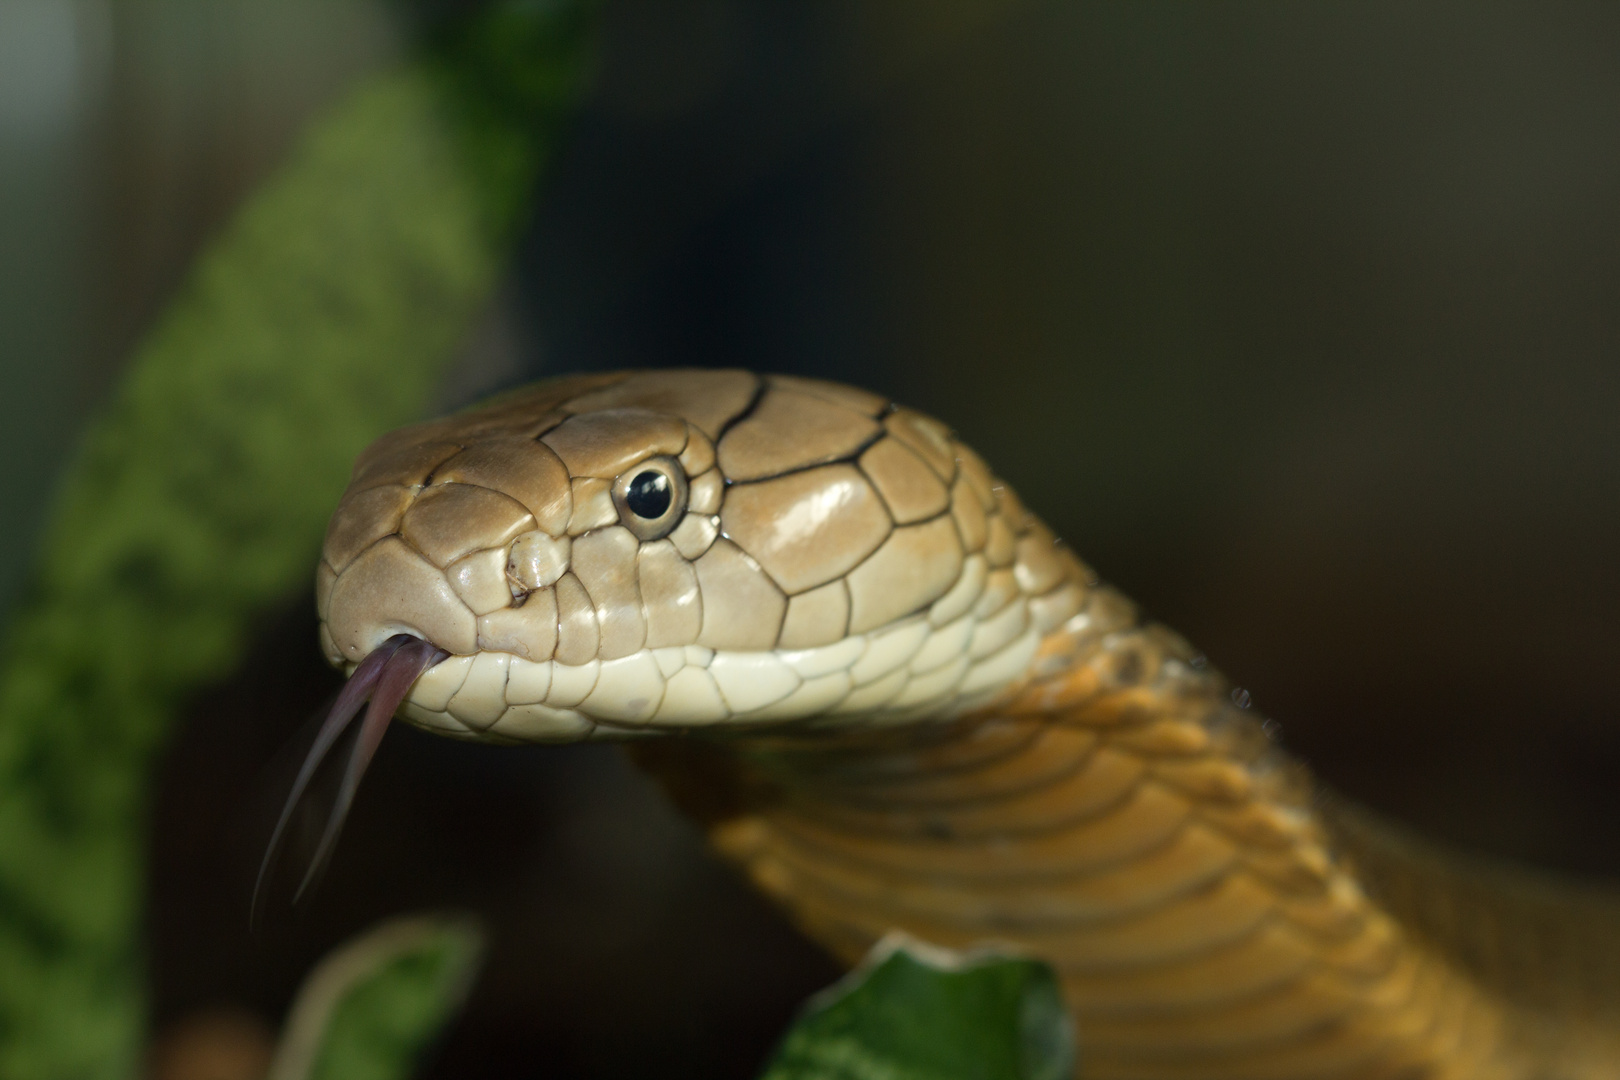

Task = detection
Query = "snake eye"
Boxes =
[626,471,670,517]
[612,455,688,541]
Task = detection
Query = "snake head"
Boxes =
[261,370,1094,910]
[316,369,1091,741]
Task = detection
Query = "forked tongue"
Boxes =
[253,633,448,921]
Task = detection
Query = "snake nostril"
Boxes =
[507,531,570,596]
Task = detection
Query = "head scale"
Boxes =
[316,369,1092,743]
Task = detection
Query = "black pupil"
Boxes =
[625,470,672,518]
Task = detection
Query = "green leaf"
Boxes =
[267,915,484,1080]
[758,933,1075,1080]
[0,4,596,1076]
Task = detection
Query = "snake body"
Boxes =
[309,369,1620,1079]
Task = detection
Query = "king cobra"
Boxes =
[272,369,1620,1079]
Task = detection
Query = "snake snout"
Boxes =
[320,453,578,667]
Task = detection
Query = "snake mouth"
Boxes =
[254,633,449,918]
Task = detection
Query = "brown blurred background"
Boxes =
[4,1,1620,1077]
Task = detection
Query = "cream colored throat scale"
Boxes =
[293,369,1620,1080]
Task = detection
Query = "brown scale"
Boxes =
[307,369,1620,1079]
[639,602,1545,1079]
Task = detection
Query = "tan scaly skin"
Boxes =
[297,369,1620,1079]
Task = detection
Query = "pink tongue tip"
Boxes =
[253,634,449,922]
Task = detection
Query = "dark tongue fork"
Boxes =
[253,633,448,922]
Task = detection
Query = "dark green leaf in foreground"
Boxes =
[266,915,484,1080]
[759,935,1075,1080]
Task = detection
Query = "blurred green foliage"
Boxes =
[267,916,483,1080]
[758,937,1074,1080]
[0,2,594,1076]
[264,923,1072,1080]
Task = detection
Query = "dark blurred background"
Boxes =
[4,1,1620,1077]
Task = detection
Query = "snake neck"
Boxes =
[633,584,1557,1080]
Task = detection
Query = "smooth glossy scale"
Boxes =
[308,370,1616,1080]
